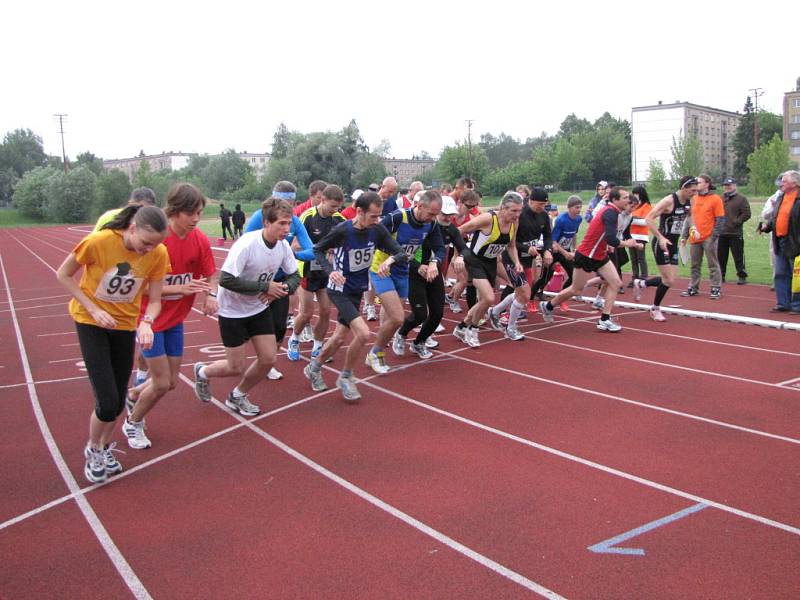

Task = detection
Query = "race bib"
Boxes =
[309,258,323,272]
[484,243,505,258]
[348,246,373,272]
[94,264,143,303]
[162,272,192,301]
[669,218,684,235]
[402,243,420,258]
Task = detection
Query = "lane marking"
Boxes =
[0,375,89,390]
[588,503,709,555]
[0,246,153,600]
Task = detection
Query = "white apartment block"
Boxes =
[631,102,740,183]
[103,151,271,181]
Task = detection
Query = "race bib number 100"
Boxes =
[162,272,192,301]
[94,265,143,303]
[349,246,373,271]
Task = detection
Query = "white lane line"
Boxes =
[0,293,71,305]
[0,246,153,600]
[38,331,75,337]
[0,375,89,390]
[0,302,72,313]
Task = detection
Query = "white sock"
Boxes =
[492,293,515,315]
[198,366,208,380]
[136,369,148,379]
[509,299,524,327]
[313,339,324,351]
[232,387,245,398]
[290,332,300,342]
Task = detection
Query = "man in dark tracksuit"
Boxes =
[717,177,751,285]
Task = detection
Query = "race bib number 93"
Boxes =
[94,265,143,303]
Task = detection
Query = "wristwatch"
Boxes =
[142,314,154,324]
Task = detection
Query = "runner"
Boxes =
[369,189,444,371]
[547,195,582,311]
[192,197,300,415]
[446,185,479,313]
[633,176,698,321]
[395,194,465,358]
[303,191,407,402]
[123,183,217,450]
[287,184,345,362]
[454,191,524,347]
[487,188,552,341]
[93,186,157,232]
[292,180,327,216]
[540,188,642,332]
[56,205,170,483]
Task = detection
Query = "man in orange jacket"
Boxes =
[681,174,725,299]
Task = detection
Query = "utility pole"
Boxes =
[54,113,68,173]
[465,119,474,177]
[749,87,764,150]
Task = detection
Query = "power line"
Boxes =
[53,113,69,173]
[748,88,764,149]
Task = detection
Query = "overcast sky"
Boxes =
[1,0,793,162]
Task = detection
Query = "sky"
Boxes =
[1,0,794,162]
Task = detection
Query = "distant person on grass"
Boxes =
[219,203,234,241]
[232,203,246,239]
[57,205,169,483]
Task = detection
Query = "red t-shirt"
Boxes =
[293,198,314,216]
[141,227,216,331]
[341,205,357,220]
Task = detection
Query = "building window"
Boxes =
[794,99,800,108]
[792,131,800,140]
[792,147,800,155]
[792,115,800,124]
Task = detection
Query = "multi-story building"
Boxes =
[103,151,194,181]
[631,101,741,183]
[382,157,437,188]
[784,78,800,167]
[103,151,271,181]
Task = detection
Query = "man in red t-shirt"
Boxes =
[341,189,363,220]
[293,180,327,216]
[124,184,218,449]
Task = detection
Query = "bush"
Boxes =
[12,166,59,219]
[45,167,97,223]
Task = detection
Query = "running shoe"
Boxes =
[193,362,211,402]
[391,332,406,356]
[465,328,481,347]
[311,344,323,359]
[632,279,646,302]
[267,367,283,380]
[709,287,721,300]
[649,306,666,322]
[487,307,504,331]
[133,372,148,387]
[365,350,390,374]
[425,336,439,349]
[591,296,605,310]
[286,315,295,329]
[505,326,524,341]
[336,375,361,403]
[102,442,123,475]
[304,364,328,392]
[435,323,445,333]
[287,338,301,361]
[539,301,555,323]
[445,294,462,313]
[452,326,467,343]
[499,313,509,326]
[409,342,434,359]
[597,318,622,333]
[84,444,107,484]
[122,418,151,450]
[299,324,314,343]
[365,304,377,321]
[680,287,698,297]
[225,392,260,416]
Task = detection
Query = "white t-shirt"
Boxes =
[217,231,297,318]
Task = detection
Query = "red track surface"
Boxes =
[1,225,798,599]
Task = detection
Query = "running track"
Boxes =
[1,226,798,599]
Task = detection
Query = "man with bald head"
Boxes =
[379,176,399,216]
[398,181,424,209]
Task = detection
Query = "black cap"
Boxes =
[530,187,548,202]
[723,177,736,185]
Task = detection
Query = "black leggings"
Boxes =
[398,273,445,344]
[76,323,136,422]
[533,252,575,296]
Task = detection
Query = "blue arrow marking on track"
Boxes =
[588,502,709,556]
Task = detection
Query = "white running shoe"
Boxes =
[592,297,605,311]
[633,279,646,302]
[122,418,151,450]
[539,301,554,323]
[505,326,525,341]
[365,304,377,321]
[650,306,667,322]
[365,350,390,374]
[267,367,283,380]
[391,332,406,356]
[304,364,328,392]
[84,444,107,484]
[102,442,124,476]
[425,335,439,349]
[465,327,481,347]
[435,323,445,333]
[193,362,211,402]
[299,324,314,343]
[336,375,361,403]
[597,318,622,332]
[225,392,261,416]
[487,307,504,332]
[409,342,434,359]
[452,326,467,343]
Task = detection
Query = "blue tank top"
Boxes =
[328,221,379,295]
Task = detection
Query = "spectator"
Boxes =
[717,177,751,285]
[219,203,234,240]
[763,170,800,313]
[628,185,652,284]
[232,203,245,238]
[584,180,608,223]
[680,174,725,300]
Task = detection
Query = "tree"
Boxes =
[435,142,490,186]
[552,138,592,189]
[45,167,97,223]
[352,153,387,189]
[747,134,794,195]
[647,158,668,190]
[133,160,155,189]
[670,133,705,180]
[201,149,253,197]
[479,132,524,169]
[339,119,367,189]
[0,129,47,178]
[732,96,784,181]
[95,170,132,216]
[271,122,291,159]
[558,114,592,138]
[0,167,18,207]
[529,143,560,187]
[373,138,392,159]
[11,166,58,219]
[75,151,105,176]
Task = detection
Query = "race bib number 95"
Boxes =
[349,246,373,271]
[94,265,143,303]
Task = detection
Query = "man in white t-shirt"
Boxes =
[192,198,300,416]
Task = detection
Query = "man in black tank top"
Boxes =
[633,176,698,322]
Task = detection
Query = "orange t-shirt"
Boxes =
[690,193,725,243]
[775,190,798,237]
[68,229,170,331]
